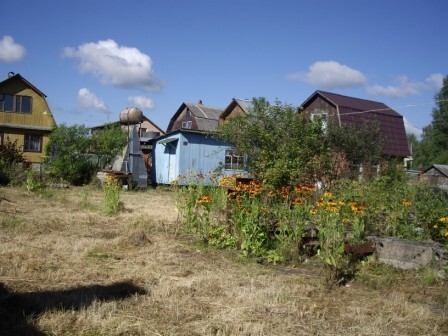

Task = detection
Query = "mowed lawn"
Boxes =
[0,186,447,336]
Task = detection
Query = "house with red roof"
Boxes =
[299,90,411,158]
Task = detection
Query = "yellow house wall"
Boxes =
[0,79,56,129]
[0,76,56,163]
[0,128,50,163]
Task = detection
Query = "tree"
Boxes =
[325,120,384,180]
[218,98,327,188]
[45,124,93,185]
[90,123,127,169]
[45,123,128,185]
[414,75,448,167]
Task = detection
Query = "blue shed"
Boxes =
[152,129,246,184]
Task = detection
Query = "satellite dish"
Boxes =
[119,107,143,125]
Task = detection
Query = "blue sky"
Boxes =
[1,0,447,136]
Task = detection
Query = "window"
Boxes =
[24,134,42,152]
[225,149,245,170]
[181,121,192,129]
[311,110,328,132]
[0,94,32,113]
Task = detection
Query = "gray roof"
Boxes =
[234,98,253,113]
[185,103,223,120]
[429,164,448,177]
[183,103,223,132]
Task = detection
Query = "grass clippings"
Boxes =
[0,185,446,335]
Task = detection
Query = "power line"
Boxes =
[341,99,448,116]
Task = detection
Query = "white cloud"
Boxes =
[63,39,161,92]
[368,74,445,99]
[77,88,109,114]
[0,36,26,62]
[425,73,444,90]
[128,95,155,110]
[403,117,423,138]
[286,61,367,88]
[368,76,425,98]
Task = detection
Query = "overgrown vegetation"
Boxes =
[0,140,29,186]
[45,123,127,185]
[174,171,448,285]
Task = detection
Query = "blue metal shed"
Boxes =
[152,129,245,184]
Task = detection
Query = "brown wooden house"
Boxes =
[300,90,411,158]
[0,72,57,167]
[166,100,223,133]
[219,98,253,125]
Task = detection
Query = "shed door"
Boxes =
[167,141,178,182]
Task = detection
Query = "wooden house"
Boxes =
[166,100,223,132]
[0,72,57,167]
[153,100,247,184]
[219,98,253,125]
[299,91,411,158]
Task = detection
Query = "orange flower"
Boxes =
[292,199,303,205]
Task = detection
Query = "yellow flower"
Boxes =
[339,200,346,205]
[445,231,448,237]
[310,209,318,215]
[433,224,439,229]
[316,199,324,207]
[324,192,333,198]
[439,217,448,223]
[402,199,410,206]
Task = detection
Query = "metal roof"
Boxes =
[234,98,253,113]
[424,164,448,177]
[185,103,223,120]
[302,91,411,157]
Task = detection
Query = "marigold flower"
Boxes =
[402,199,411,206]
[292,199,303,205]
[316,199,324,207]
[310,209,318,215]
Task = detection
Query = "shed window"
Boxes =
[24,134,42,152]
[225,149,245,170]
[0,94,32,113]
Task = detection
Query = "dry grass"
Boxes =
[0,185,447,336]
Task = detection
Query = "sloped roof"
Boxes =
[423,164,448,177]
[220,98,253,120]
[0,73,47,97]
[167,102,223,132]
[89,115,164,134]
[302,91,411,157]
